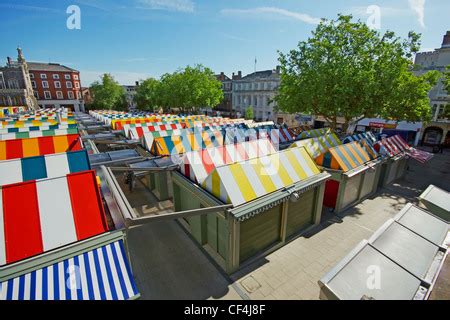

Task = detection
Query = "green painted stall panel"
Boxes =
[207,213,218,251]
[341,174,362,210]
[239,205,282,262]
[386,159,400,185]
[286,188,315,237]
[217,216,228,259]
[396,158,408,179]
[360,168,378,199]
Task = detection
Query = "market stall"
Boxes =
[0,127,78,141]
[315,141,379,213]
[171,146,330,273]
[419,185,450,222]
[298,128,331,139]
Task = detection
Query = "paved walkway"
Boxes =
[127,149,449,300]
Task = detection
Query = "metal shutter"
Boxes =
[286,188,315,237]
[239,205,282,262]
[341,174,362,209]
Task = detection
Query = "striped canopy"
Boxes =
[180,139,277,184]
[298,128,331,139]
[343,132,379,160]
[0,128,78,141]
[290,133,342,159]
[0,150,90,186]
[0,134,82,161]
[124,123,185,139]
[0,123,77,135]
[0,120,59,129]
[151,130,224,156]
[0,239,139,300]
[0,171,108,266]
[202,147,321,207]
[140,129,184,152]
[374,135,433,163]
[315,141,371,172]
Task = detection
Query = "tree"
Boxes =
[245,106,254,120]
[444,65,450,119]
[276,14,440,132]
[157,64,223,113]
[134,78,161,111]
[90,74,127,111]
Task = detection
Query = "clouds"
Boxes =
[137,0,195,13]
[221,7,321,25]
[408,0,426,28]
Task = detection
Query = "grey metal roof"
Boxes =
[28,62,78,72]
[420,185,450,215]
[319,203,449,300]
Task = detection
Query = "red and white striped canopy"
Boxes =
[0,170,108,266]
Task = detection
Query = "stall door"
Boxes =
[360,168,377,199]
[239,205,282,262]
[386,160,399,185]
[396,158,407,179]
[341,174,362,210]
[286,188,315,238]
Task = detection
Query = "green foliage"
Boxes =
[135,64,223,112]
[443,66,450,119]
[245,106,254,120]
[134,78,160,111]
[90,74,127,111]
[276,14,439,131]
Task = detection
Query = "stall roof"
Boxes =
[0,239,139,300]
[0,123,77,135]
[0,134,83,161]
[0,150,90,186]
[316,141,371,172]
[202,147,321,207]
[125,123,185,139]
[0,171,108,266]
[319,203,448,300]
[151,130,224,156]
[89,149,141,166]
[343,133,379,160]
[419,185,450,220]
[0,128,79,141]
[298,128,331,139]
[180,139,276,184]
[290,133,341,159]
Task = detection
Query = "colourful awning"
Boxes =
[0,170,108,266]
[0,128,78,141]
[298,128,331,139]
[0,239,139,300]
[343,132,379,160]
[202,147,321,207]
[0,134,83,161]
[124,123,185,139]
[180,139,277,184]
[0,150,90,186]
[290,133,342,159]
[0,124,77,135]
[315,142,371,172]
[374,135,433,163]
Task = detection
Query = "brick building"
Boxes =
[28,62,84,112]
[214,72,233,116]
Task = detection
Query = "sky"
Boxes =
[0,0,448,86]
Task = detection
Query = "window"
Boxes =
[67,91,74,99]
[42,81,49,88]
[31,81,36,88]
[44,91,52,99]
[76,91,82,99]
[40,74,47,79]
[34,92,39,99]
[73,74,79,80]
[66,81,73,88]
[65,74,71,80]
[52,74,60,79]
[29,73,34,79]
[56,91,63,99]
[54,81,61,88]
[74,82,80,89]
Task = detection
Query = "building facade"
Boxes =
[415,31,450,146]
[214,72,233,116]
[122,83,138,111]
[232,67,281,121]
[28,61,84,112]
[0,48,38,110]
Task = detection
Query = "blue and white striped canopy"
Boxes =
[0,240,139,300]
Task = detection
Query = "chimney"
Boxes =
[238,71,242,78]
[135,81,139,86]
[442,31,450,48]
[7,57,12,66]
[276,65,281,74]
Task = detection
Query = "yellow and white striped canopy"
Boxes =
[202,147,321,207]
[290,133,341,159]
